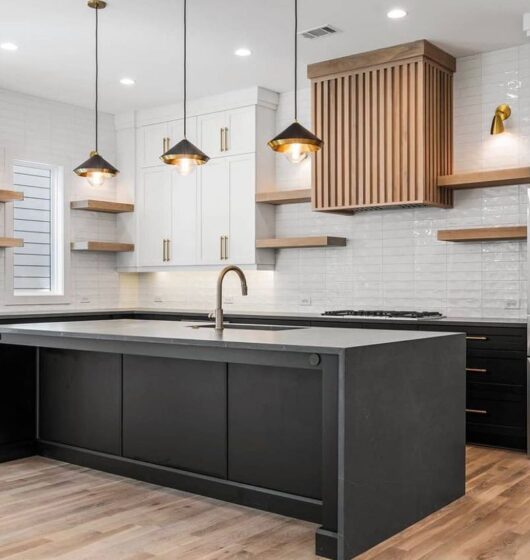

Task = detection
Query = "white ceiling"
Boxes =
[0,0,528,114]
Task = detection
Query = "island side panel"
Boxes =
[340,333,466,560]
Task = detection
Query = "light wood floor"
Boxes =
[0,446,528,559]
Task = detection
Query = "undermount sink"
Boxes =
[188,323,304,332]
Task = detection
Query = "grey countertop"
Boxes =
[0,319,462,354]
[0,307,525,328]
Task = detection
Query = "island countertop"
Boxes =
[0,318,461,354]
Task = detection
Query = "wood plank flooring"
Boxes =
[0,446,528,559]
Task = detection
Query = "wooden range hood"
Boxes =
[308,40,456,213]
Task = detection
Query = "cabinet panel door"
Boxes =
[198,112,226,158]
[139,122,168,168]
[39,349,121,455]
[123,355,227,478]
[227,155,255,264]
[225,107,255,155]
[200,159,229,264]
[168,117,198,148]
[170,170,199,265]
[0,345,36,446]
[138,168,172,267]
[228,364,322,499]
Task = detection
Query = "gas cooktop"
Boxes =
[322,310,445,320]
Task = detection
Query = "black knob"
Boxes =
[309,353,321,366]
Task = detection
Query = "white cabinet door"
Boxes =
[225,107,255,156]
[200,159,229,265]
[137,168,172,267]
[198,112,227,159]
[167,117,198,149]
[227,155,255,264]
[169,170,198,265]
[139,122,169,168]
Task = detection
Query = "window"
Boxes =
[11,161,65,299]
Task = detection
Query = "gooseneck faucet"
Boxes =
[209,265,248,331]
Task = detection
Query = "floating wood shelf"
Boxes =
[0,237,24,248]
[256,236,347,249]
[256,189,312,205]
[438,167,530,190]
[70,200,134,213]
[0,190,24,203]
[438,226,527,242]
[71,241,135,253]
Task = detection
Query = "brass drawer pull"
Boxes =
[466,336,488,341]
[466,408,488,415]
[466,368,488,374]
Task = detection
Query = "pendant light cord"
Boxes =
[95,3,99,152]
[294,0,298,122]
[183,0,187,138]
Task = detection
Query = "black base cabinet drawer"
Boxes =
[466,356,526,385]
[122,356,227,479]
[466,382,526,427]
[467,423,526,451]
[228,364,322,499]
[39,349,121,455]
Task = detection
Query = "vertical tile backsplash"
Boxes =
[136,45,530,318]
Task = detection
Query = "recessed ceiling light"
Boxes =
[1,42,18,51]
[120,77,135,86]
[234,47,252,57]
[387,8,407,19]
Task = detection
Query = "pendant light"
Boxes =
[74,0,118,187]
[161,0,209,175]
[268,0,323,164]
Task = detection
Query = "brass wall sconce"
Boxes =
[490,104,511,135]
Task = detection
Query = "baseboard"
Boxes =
[38,440,322,524]
[0,441,36,463]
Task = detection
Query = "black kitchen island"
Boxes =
[0,319,465,560]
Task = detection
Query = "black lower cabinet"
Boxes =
[228,363,322,499]
[0,345,36,461]
[39,349,121,455]
[122,355,227,478]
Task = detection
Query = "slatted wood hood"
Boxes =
[308,40,456,213]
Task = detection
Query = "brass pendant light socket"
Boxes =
[490,104,511,135]
[88,1,107,9]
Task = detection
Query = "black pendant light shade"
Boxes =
[161,0,209,175]
[268,0,322,163]
[74,0,118,187]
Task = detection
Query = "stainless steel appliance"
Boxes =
[322,310,445,320]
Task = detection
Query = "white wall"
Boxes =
[0,88,136,312]
[136,45,530,319]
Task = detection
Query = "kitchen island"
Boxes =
[0,319,465,560]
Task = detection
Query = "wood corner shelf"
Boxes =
[0,190,24,203]
[70,200,134,213]
[256,189,312,205]
[0,237,24,248]
[437,226,527,242]
[438,167,530,190]
[71,241,135,253]
[256,236,347,249]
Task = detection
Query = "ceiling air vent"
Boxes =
[300,25,340,40]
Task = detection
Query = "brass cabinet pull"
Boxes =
[224,127,229,151]
[466,368,488,374]
[166,239,171,262]
[223,235,229,259]
[466,336,488,341]
[162,239,166,262]
[220,128,224,152]
[220,236,224,259]
[466,408,488,415]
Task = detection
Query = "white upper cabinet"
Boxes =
[198,106,255,159]
[117,87,278,271]
[139,118,197,168]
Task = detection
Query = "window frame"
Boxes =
[4,159,70,306]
